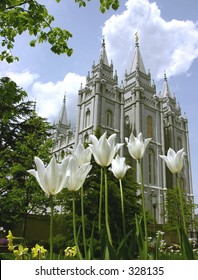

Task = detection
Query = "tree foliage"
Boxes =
[74,0,119,12]
[163,187,195,231]
[0,0,120,63]
[0,77,53,236]
[0,77,32,149]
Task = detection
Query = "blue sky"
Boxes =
[0,0,198,208]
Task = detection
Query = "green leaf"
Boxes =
[29,40,36,47]
[135,214,148,260]
[177,226,194,260]
[87,221,95,260]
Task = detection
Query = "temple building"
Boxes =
[52,36,194,224]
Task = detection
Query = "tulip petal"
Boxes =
[27,169,37,178]
[34,157,51,194]
[34,157,45,177]
[43,157,58,194]
[28,169,50,195]
[89,134,100,148]
[108,133,116,147]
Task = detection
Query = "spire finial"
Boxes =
[135,31,139,45]
[102,36,105,47]
[164,70,167,80]
[63,92,66,103]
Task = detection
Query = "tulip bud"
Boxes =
[109,155,130,179]
[125,132,151,160]
[159,147,185,174]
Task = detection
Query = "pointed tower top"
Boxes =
[130,34,146,74]
[57,93,69,126]
[161,72,172,98]
[98,37,109,66]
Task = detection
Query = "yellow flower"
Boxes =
[13,245,29,260]
[8,243,14,251]
[64,246,77,257]
[6,231,15,251]
[6,230,14,243]
[32,244,47,259]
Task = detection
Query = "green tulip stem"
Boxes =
[104,167,112,245]
[99,167,103,233]
[72,192,77,248]
[72,192,82,260]
[81,185,87,259]
[176,174,187,234]
[119,178,126,237]
[49,195,54,260]
[138,159,148,259]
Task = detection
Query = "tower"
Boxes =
[55,94,70,136]
[75,39,124,146]
[161,73,193,197]
[52,95,74,160]
[123,35,165,223]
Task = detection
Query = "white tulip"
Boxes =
[68,142,92,167]
[109,155,131,179]
[125,132,151,160]
[27,156,70,196]
[159,148,185,174]
[66,156,92,192]
[89,131,124,167]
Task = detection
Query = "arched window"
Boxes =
[85,109,90,128]
[148,148,155,185]
[177,137,182,150]
[147,115,153,138]
[125,115,130,126]
[106,109,113,127]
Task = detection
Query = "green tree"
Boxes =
[0,0,120,63]
[0,77,52,237]
[0,77,33,150]
[163,187,195,232]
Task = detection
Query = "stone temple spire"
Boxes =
[98,37,109,66]
[57,94,69,126]
[130,32,146,74]
[161,72,172,98]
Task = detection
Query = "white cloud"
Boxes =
[102,0,198,80]
[0,67,86,127]
[0,63,39,90]
[5,70,39,89]
[31,73,86,126]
